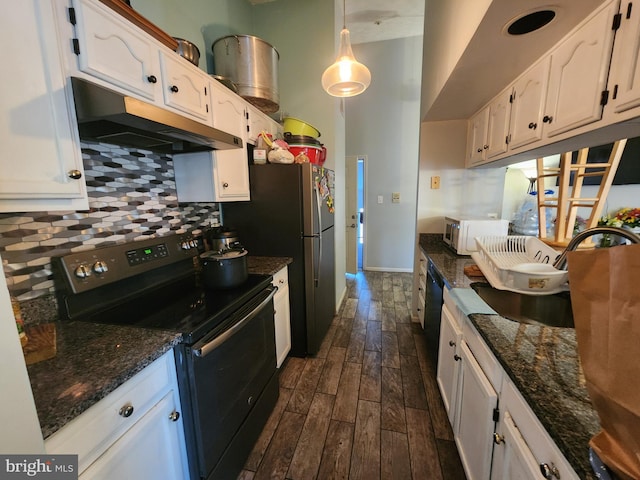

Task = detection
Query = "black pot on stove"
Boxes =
[200,248,248,289]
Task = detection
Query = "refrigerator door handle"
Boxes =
[314,181,323,287]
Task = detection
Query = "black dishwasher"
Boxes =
[424,258,445,365]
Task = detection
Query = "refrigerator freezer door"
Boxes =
[303,225,336,354]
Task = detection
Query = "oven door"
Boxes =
[182,286,277,479]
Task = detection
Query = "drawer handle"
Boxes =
[119,404,134,418]
[539,463,560,479]
[169,411,180,422]
[454,354,461,362]
[170,85,179,93]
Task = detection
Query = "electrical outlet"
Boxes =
[431,176,440,189]
[377,195,383,204]
[392,192,400,203]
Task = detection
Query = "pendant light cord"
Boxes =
[343,0,346,29]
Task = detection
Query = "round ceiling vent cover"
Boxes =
[507,10,556,35]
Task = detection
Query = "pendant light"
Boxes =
[322,0,371,97]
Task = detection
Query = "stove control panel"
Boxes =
[53,233,203,294]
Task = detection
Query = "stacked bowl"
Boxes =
[283,117,325,165]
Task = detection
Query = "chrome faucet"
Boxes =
[553,226,640,270]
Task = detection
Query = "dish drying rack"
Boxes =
[470,236,569,295]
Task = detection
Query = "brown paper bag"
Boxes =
[567,244,640,480]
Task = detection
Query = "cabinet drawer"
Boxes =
[462,320,502,391]
[501,378,579,480]
[46,351,176,474]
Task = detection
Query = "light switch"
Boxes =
[377,195,383,204]
[431,176,440,189]
[392,192,400,203]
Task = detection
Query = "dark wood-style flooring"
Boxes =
[238,271,467,480]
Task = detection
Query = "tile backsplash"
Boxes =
[1,141,221,300]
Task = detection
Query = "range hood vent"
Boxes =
[71,77,243,154]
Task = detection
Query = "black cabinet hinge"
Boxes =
[627,2,633,19]
[72,38,80,55]
[505,134,510,145]
[68,7,77,25]
[601,89,610,106]
[493,407,500,422]
[509,93,514,104]
[613,12,622,30]
[613,84,619,100]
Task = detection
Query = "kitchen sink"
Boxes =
[470,282,574,328]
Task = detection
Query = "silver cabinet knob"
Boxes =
[539,462,560,479]
[119,404,134,418]
[68,169,82,180]
[168,411,180,422]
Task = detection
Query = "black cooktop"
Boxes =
[64,272,272,345]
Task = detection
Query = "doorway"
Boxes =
[345,155,365,274]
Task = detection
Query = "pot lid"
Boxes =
[201,249,247,260]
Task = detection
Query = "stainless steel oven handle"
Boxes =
[193,285,277,358]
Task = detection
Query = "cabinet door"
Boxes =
[508,57,550,150]
[608,1,640,113]
[160,53,211,123]
[467,108,489,166]
[80,391,188,480]
[455,341,498,480]
[72,0,159,101]
[543,0,618,138]
[491,412,543,480]
[210,81,246,137]
[485,92,511,160]
[273,268,291,368]
[246,105,272,145]
[436,303,462,426]
[0,0,87,212]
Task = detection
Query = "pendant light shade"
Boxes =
[322,7,371,97]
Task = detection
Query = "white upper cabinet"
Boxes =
[71,0,160,101]
[485,91,512,160]
[508,57,550,150]
[210,80,246,138]
[543,0,618,138]
[0,0,88,212]
[467,108,489,166]
[159,52,211,123]
[608,1,640,113]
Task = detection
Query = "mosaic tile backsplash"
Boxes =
[1,141,221,300]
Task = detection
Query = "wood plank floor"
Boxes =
[239,271,467,480]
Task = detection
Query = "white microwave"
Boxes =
[443,216,509,255]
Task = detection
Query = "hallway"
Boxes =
[238,271,467,479]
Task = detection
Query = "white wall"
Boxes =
[416,120,507,234]
[346,36,423,272]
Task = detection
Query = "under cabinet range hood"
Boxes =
[70,77,242,153]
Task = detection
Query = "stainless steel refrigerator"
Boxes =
[222,163,335,356]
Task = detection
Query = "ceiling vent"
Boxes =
[507,10,556,35]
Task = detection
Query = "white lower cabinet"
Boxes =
[455,341,499,480]
[492,378,580,480]
[272,266,291,368]
[45,351,189,479]
[436,298,462,424]
[438,288,580,480]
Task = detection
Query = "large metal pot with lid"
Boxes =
[205,227,242,253]
[200,249,248,289]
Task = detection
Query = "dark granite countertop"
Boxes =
[419,234,599,480]
[24,255,292,440]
